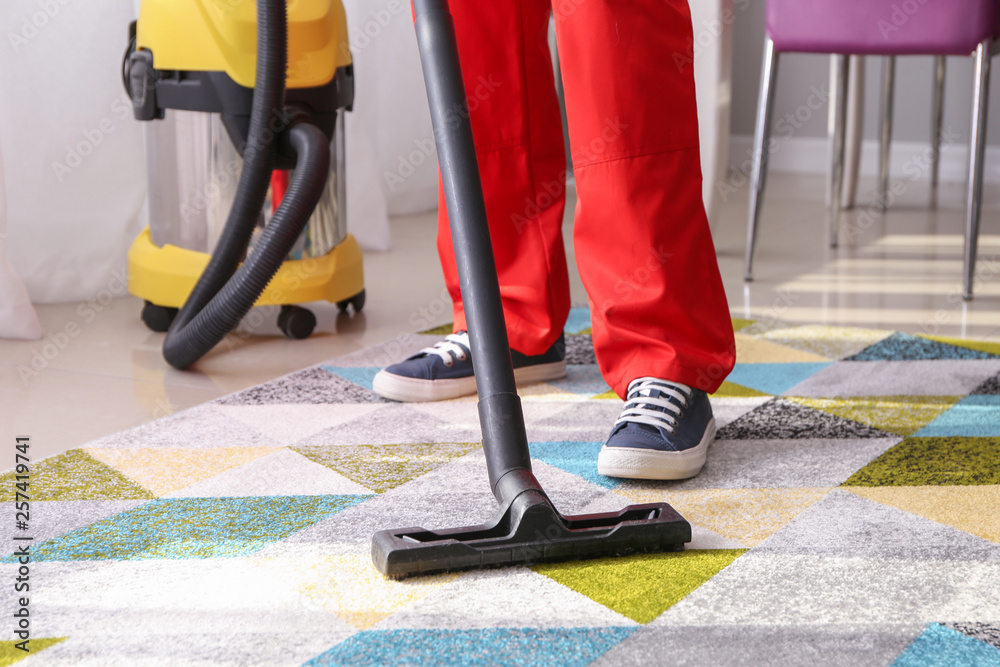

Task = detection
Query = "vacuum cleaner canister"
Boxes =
[124,0,364,344]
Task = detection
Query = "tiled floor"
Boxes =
[2,171,999,461]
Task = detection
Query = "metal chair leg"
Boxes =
[744,37,779,281]
[878,56,896,211]
[964,39,991,300]
[829,54,849,247]
[841,55,865,210]
[931,55,946,208]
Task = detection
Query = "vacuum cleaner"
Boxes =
[127,0,690,576]
[123,0,364,367]
[371,0,692,578]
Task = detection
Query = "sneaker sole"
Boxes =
[372,360,568,403]
[596,417,716,481]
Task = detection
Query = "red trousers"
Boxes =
[437,0,735,397]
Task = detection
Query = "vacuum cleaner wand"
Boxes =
[371,0,691,579]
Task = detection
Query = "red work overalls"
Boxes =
[437,0,735,397]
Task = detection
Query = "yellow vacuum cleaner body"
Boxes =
[125,0,364,339]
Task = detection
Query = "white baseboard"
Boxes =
[728,134,1000,184]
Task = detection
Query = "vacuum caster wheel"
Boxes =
[336,289,366,314]
[141,301,178,333]
[278,305,316,340]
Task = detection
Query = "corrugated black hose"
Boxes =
[163,0,330,369]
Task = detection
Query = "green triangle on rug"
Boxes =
[0,450,154,502]
[843,437,1000,486]
[419,323,453,336]
[0,638,67,666]
[564,307,592,334]
[788,395,960,437]
[532,549,746,624]
[291,442,479,493]
[710,380,770,398]
[592,389,620,400]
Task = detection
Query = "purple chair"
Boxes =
[745,0,997,299]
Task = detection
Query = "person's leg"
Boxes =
[437,0,570,356]
[374,1,572,402]
[554,0,735,479]
[553,0,735,399]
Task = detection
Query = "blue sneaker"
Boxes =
[372,331,567,402]
[597,377,716,480]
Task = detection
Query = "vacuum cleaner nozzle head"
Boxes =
[372,490,691,579]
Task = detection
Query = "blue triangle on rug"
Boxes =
[303,627,637,667]
[891,623,1000,666]
[564,306,593,334]
[529,441,618,490]
[848,332,1000,362]
[322,366,383,393]
[725,362,832,396]
[11,495,369,561]
[914,395,1000,437]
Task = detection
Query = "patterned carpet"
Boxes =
[3,308,1000,666]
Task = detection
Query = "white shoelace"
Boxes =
[419,331,471,367]
[614,377,692,434]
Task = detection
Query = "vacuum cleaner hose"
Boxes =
[162,0,330,369]
[163,122,330,369]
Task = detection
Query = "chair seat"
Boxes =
[767,0,996,55]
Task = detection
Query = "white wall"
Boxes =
[729,0,1000,177]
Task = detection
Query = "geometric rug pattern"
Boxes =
[2,309,1000,665]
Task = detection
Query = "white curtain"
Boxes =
[0,0,441,316]
[342,0,440,218]
[0,0,147,309]
[0,137,41,339]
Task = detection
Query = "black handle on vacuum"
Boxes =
[412,0,539,502]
